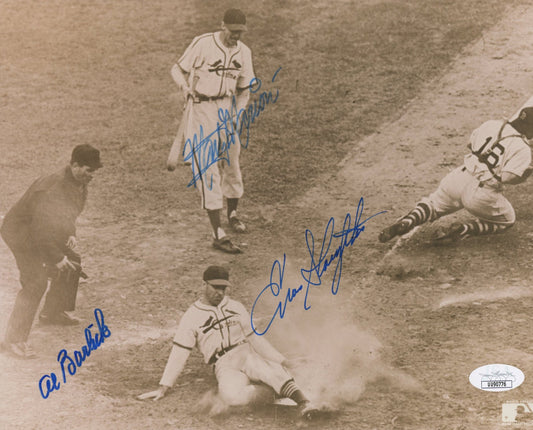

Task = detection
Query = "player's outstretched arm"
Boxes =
[137,344,191,401]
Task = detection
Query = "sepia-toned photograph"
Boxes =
[1,1,532,429]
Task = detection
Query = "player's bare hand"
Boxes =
[183,86,195,100]
[137,386,169,401]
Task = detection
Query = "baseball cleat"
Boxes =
[212,237,242,254]
[273,397,297,406]
[229,215,247,233]
[300,402,320,420]
[432,222,467,244]
[378,219,411,242]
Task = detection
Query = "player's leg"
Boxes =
[242,351,313,412]
[227,198,246,232]
[187,102,241,253]
[436,218,511,242]
[378,200,433,242]
[220,132,246,233]
[185,102,221,237]
[379,167,467,242]
[437,184,515,241]
[206,189,241,253]
[216,363,272,406]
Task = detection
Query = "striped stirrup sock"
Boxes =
[461,220,509,237]
[279,379,308,405]
[402,202,432,228]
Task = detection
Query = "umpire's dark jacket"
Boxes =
[1,166,87,264]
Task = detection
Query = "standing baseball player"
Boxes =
[168,9,255,254]
[0,144,102,359]
[379,101,533,244]
[138,266,319,420]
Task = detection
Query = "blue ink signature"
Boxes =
[183,67,281,189]
[251,198,386,335]
[38,308,111,399]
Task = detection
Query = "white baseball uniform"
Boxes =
[160,296,292,406]
[424,120,531,224]
[177,32,255,210]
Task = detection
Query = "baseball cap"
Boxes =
[203,266,231,287]
[223,8,247,31]
[71,144,103,169]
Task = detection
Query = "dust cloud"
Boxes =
[253,258,422,410]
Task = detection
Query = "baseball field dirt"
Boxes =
[1,1,533,429]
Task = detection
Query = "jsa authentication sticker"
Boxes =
[469,364,525,392]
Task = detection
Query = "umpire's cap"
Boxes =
[223,8,247,31]
[71,144,103,169]
[203,266,231,287]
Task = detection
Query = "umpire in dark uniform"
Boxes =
[1,144,102,359]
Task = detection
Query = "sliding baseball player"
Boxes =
[379,97,533,243]
[138,266,319,420]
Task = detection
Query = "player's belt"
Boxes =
[461,165,485,188]
[195,94,227,103]
[208,340,247,365]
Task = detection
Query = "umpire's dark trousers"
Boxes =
[4,248,48,344]
[4,247,80,344]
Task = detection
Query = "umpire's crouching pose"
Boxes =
[1,144,102,359]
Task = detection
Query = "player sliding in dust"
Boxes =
[138,266,320,420]
[379,98,533,244]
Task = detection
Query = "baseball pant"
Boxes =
[214,343,291,406]
[425,166,515,225]
[185,98,244,211]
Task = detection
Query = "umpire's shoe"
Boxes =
[1,341,37,359]
[378,219,411,242]
[212,237,242,254]
[39,311,81,326]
